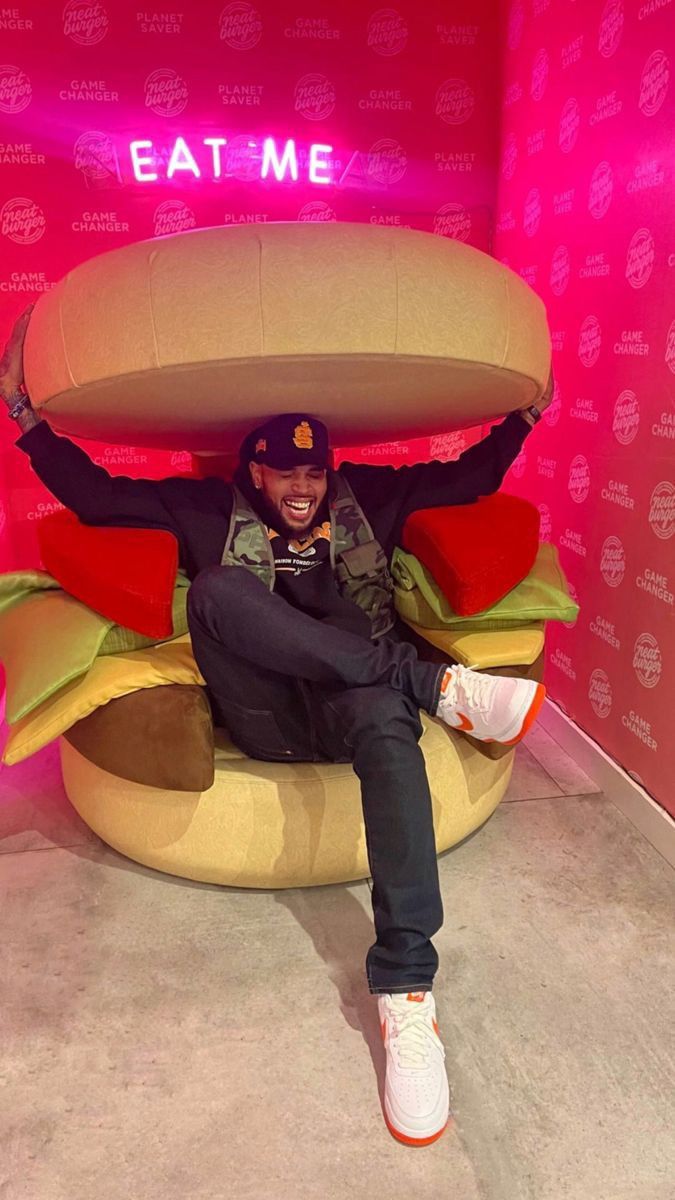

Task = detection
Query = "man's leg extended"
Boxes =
[187,566,446,713]
[314,683,444,995]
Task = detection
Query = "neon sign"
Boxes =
[129,136,335,185]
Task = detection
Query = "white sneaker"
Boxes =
[435,663,546,745]
[377,990,451,1146]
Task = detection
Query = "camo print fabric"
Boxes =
[221,475,396,639]
[220,485,276,589]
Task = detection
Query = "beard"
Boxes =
[253,488,327,542]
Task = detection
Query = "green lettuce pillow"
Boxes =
[0,572,190,724]
[392,542,579,630]
[99,574,190,653]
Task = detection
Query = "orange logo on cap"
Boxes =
[293,421,313,450]
[255,438,267,454]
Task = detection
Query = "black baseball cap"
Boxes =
[241,413,330,470]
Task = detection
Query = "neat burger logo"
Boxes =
[435,78,475,125]
[638,49,669,117]
[598,0,623,58]
[0,65,31,114]
[297,200,336,222]
[586,672,612,715]
[219,2,262,49]
[145,68,188,117]
[501,132,517,180]
[538,502,552,540]
[568,454,590,503]
[433,202,471,242]
[367,138,407,185]
[153,200,196,237]
[74,130,119,182]
[367,9,408,56]
[666,318,675,375]
[612,389,640,444]
[509,449,527,480]
[633,632,662,688]
[649,481,675,539]
[625,227,655,289]
[63,1,109,45]
[530,48,549,101]
[589,668,612,718]
[222,134,261,182]
[558,97,580,153]
[523,187,541,237]
[294,73,335,121]
[543,381,562,426]
[170,451,192,471]
[588,160,613,219]
[600,535,625,586]
[550,244,571,295]
[578,315,602,367]
[1,197,46,244]
[429,432,467,461]
[561,577,578,627]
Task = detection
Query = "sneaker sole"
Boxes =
[383,1106,451,1147]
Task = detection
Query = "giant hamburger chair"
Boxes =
[22,222,551,888]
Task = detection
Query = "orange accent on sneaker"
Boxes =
[407,992,426,1002]
[381,1018,387,1042]
[453,712,474,733]
[433,1018,440,1037]
[439,668,453,695]
[502,682,547,746]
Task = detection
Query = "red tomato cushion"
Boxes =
[402,493,540,616]
[37,510,179,639]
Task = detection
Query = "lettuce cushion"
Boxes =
[392,542,579,629]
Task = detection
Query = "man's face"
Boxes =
[249,462,328,538]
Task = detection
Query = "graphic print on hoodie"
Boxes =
[265,515,372,636]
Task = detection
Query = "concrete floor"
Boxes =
[1,711,674,1200]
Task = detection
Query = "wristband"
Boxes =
[9,397,31,420]
[4,387,30,420]
[520,404,541,426]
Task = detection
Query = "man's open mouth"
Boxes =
[283,499,314,518]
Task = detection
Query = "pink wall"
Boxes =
[0,0,502,574]
[495,0,674,813]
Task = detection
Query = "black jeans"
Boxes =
[186,565,449,996]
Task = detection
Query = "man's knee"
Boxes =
[187,565,251,617]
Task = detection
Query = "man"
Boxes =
[1,305,552,1146]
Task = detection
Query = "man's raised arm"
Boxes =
[0,305,185,533]
[341,372,553,526]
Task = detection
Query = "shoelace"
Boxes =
[387,1002,438,1069]
[442,663,495,715]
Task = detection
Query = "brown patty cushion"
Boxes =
[62,684,214,792]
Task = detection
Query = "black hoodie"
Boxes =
[16,411,531,635]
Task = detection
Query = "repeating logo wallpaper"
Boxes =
[0,0,498,548]
[495,0,673,812]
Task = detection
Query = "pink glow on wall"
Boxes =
[129,136,335,185]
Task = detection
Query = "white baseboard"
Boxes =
[539,699,675,870]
